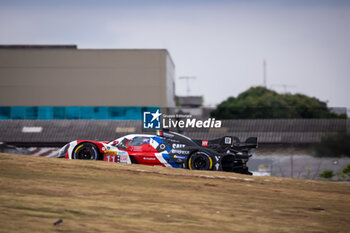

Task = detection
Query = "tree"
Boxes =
[211,86,346,119]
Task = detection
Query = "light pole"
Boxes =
[179,76,196,96]
[263,60,267,87]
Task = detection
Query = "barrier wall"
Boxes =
[0,119,349,146]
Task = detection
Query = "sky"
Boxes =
[0,0,349,110]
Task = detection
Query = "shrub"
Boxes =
[342,164,350,176]
[319,170,335,179]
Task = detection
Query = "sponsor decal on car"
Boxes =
[117,151,128,156]
[119,154,129,163]
[174,155,187,159]
[171,149,190,155]
[105,151,117,155]
[202,140,209,147]
[172,143,186,149]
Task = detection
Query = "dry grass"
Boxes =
[0,153,350,233]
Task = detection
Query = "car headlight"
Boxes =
[58,144,69,158]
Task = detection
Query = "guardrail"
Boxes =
[0,119,349,146]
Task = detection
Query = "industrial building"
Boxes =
[0,45,175,119]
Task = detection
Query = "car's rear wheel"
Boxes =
[73,143,100,160]
[188,152,212,170]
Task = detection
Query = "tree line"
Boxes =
[211,86,346,119]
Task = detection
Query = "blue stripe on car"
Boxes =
[152,137,179,168]
[162,153,180,168]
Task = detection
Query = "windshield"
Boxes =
[108,137,128,149]
[127,136,150,147]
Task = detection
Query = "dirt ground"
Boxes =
[1,153,350,233]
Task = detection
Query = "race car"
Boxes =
[58,130,257,174]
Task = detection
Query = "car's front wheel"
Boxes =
[188,152,212,170]
[73,143,100,160]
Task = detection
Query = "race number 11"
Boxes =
[104,155,117,163]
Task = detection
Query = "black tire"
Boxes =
[73,142,100,160]
[188,152,212,170]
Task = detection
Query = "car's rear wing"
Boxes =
[232,137,258,150]
[227,137,258,159]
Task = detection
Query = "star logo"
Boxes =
[151,109,161,122]
[143,109,161,129]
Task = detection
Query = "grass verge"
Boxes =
[0,153,350,233]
